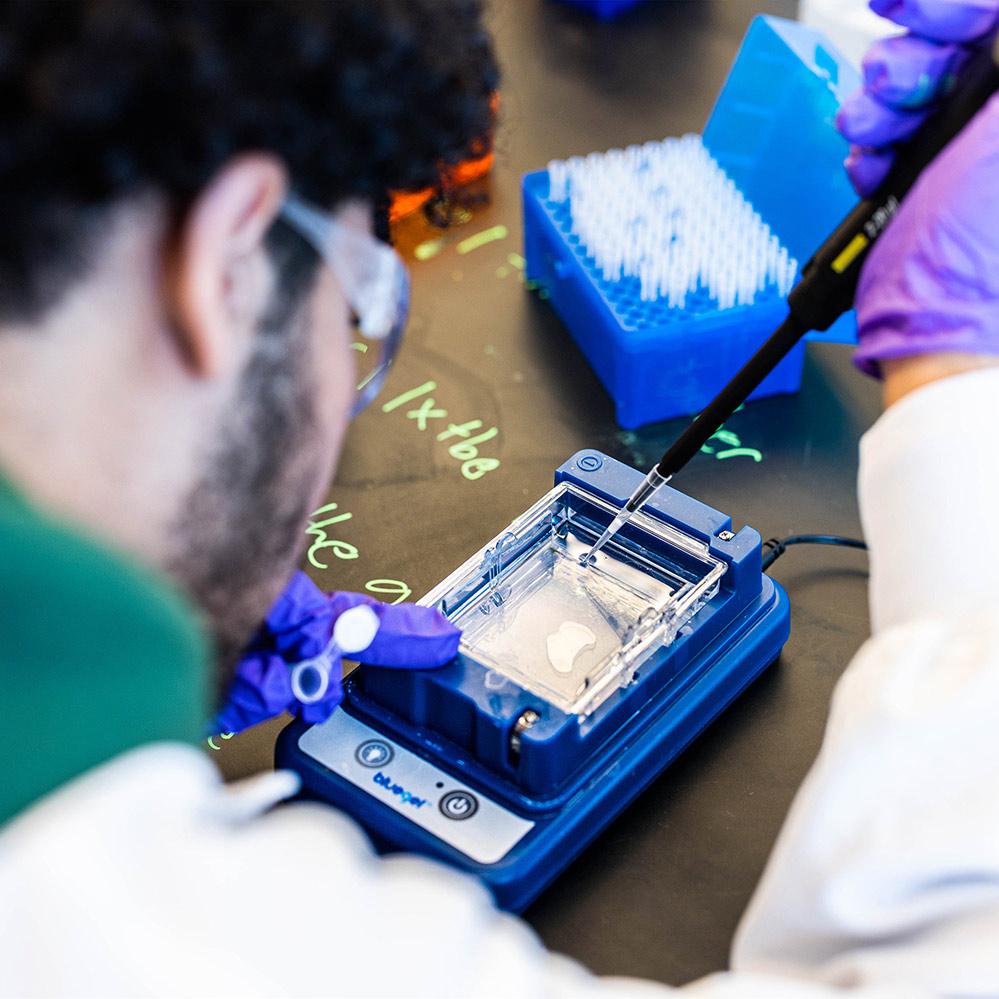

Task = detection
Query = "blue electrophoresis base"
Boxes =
[277,453,791,911]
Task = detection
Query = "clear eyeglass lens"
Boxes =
[348,262,408,417]
[279,194,406,418]
[351,323,386,398]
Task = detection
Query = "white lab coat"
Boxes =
[3,369,999,998]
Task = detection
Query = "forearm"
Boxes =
[882,352,999,407]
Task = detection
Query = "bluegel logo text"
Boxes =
[373,771,428,808]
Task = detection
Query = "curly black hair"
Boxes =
[0,0,498,322]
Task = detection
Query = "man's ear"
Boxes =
[167,155,288,378]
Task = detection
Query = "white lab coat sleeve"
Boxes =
[3,737,929,999]
[0,749,910,999]
[731,367,999,995]
[0,745,622,999]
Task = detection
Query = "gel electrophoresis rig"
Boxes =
[278,453,790,911]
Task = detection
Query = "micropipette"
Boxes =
[586,34,999,564]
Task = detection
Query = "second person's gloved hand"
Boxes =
[215,571,461,734]
[836,1,999,376]
[837,0,999,194]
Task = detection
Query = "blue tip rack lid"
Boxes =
[703,16,862,344]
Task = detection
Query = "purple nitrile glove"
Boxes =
[837,0,999,195]
[214,652,295,733]
[214,571,461,734]
[265,570,332,660]
[854,90,999,375]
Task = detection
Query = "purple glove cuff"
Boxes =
[854,329,999,376]
[855,260,999,376]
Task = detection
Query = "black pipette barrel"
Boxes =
[651,35,999,484]
[652,313,803,478]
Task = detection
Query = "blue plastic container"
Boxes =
[522,16,861,428]
[553,0,644,20]
[277,452,790,911]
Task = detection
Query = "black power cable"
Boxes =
[761,534,867,572]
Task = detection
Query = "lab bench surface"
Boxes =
[215,0,880,987]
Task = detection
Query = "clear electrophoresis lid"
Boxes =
[420,484,726,717]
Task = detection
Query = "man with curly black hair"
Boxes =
[0,2,594,994]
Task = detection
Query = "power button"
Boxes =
[439,790,479,821]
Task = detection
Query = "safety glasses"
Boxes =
[279,194,410,417]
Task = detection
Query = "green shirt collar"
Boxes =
[0,469,210,824]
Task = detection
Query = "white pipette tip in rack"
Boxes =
[546,135,798,312]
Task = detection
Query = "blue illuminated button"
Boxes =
[439,790,479,821]
[355,740,394,768]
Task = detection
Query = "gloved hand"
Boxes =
[837,0,999,195]
[215,572,461,734]
[835,1,999,376]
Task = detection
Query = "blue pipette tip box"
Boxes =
[553,0,644,20]
[521,15,860,429]
[276,452,790,911]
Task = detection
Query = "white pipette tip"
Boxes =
[582,511,629,565]
[545,135,798,311]
[581,467,671,566]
